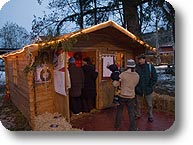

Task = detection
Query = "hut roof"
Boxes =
[0,20,155,59]
[0,48,19,55]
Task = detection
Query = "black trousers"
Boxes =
[81,96,95,113]
[70,96,82,114]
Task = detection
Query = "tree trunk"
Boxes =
[93,0,97,25]
[78,0,84,29]
[121,0,141,37]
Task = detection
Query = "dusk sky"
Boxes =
[0,0,48,32]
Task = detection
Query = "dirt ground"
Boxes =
[0,97,31,131]
[70,107,174,131]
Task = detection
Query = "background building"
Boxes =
[142,29,175,65]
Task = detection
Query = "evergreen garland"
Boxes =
[23,32,89,75]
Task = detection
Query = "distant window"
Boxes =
[13,56,18,85]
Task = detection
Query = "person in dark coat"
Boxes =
[135,54,157,122]
[107,64,120,104]
[81,57,98,112]
[68,57,84,115]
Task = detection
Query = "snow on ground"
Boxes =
[155,67,175,96]
[154,65,168,69]
[0,71,5,85]
[0,71,6,96]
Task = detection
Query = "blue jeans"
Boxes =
[114,97,136,131]
[135,94,153,118]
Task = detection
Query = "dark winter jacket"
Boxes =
[68,63,84,97]
[82,64,98,98]
[107,64,120,81]
[135,62,157,96]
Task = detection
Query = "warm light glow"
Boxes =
[152,47,156,52]
[0,44,39,59]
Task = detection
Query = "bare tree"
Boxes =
[0,22,30,49]
[32,0,118,38]
[32,0,175,39]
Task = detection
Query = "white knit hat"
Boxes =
[126,59,136,68]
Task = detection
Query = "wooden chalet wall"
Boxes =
[4,49,56,127]
[34,65,55,115]
[4,52,31,122]
[29,50,55,126]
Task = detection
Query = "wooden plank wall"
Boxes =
[34,64,55,116]
[5,50,56,127]
[5,52,31,121]
[35,82,54,115]
[54,92,69,121]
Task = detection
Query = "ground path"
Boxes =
[71,107,175,131]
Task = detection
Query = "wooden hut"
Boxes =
[0,20,155,128]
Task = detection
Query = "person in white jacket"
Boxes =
[114,59,139,131]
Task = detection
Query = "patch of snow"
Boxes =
[154,65,168,69]
[0,71,6,85]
